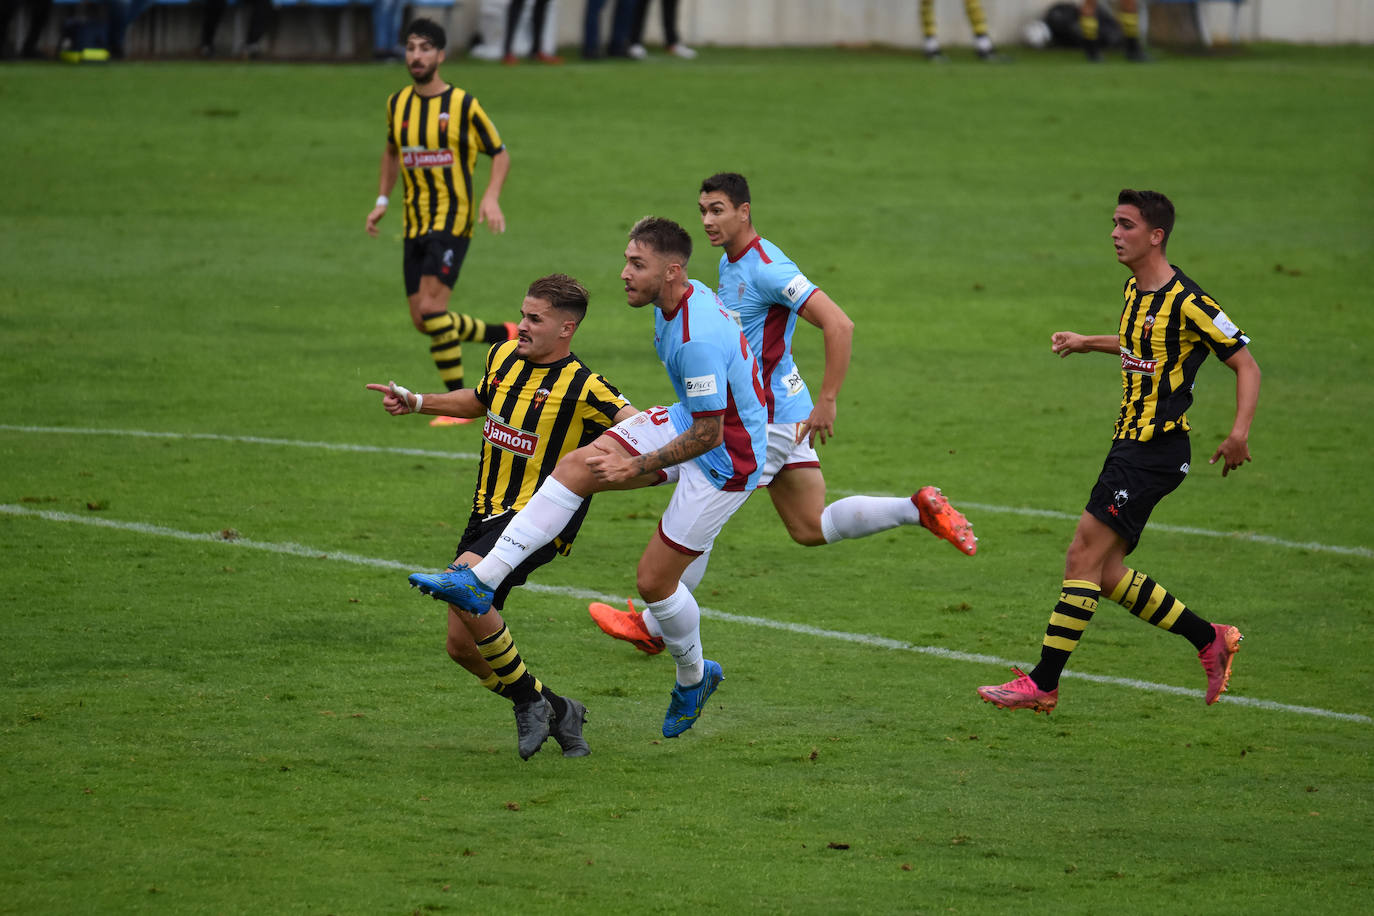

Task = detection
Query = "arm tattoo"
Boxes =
[633,415,723,475]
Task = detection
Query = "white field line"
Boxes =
[4,423,1369,559]
[2,502,1368,726]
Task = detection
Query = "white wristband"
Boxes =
[375,194,389,207]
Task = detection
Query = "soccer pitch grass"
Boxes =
[2,43,1372,914]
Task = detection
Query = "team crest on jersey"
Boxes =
[531,388,550,410]
[1119,348,1157,375]
[1143,314,1156,328]
[1107,488,1129,518]
[484,414,538,457]
[438,112,450,129]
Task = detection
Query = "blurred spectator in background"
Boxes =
[199,0,273,58]
[583,0,634,59]
[1,0,52,57]
[1081,0,1146,61]
[372,0,406,59]
[107,0,153,58]
[627,0,694,59]
[920,0,1000,61]
[503,0,560,63]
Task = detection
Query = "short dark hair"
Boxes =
[405,18,446,49]
[700,172,751,208]
[628,216,692,265]
[526,273,588,323]
[1118,188,1175,250]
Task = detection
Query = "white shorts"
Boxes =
[605,407,752,556]
[758,421,821,487]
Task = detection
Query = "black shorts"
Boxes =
[403,233,472,296]
[454,510,561,612]
[1085,432,1190,553]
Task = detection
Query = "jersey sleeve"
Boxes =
[384,93,399,148]
[469,98,504,155]
[1183,294,1249,361]
[673,338,730,416]
[578,372,630,430]
[759,256,816,315]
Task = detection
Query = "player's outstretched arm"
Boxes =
[364,382,483,419]
[798,292,854,446]
[1050,331,1118,357]
[1209,347,1261,477]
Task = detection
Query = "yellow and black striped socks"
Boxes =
[1108,569,1215,652]
[964,0,990,39]
[1030,579,1100,691]
[476,624,543,705]
[421,311,504,391]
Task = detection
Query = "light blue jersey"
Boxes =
[654,280,768,491]
[715,235,819,424]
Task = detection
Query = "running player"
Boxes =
[589,172,975,656]
[978,189,1260,713]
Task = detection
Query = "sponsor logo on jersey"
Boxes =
[782,369,805,397]
[783,273,811,304]
[483,414,538,457]
[1119,348,1157,375]
[401,147,455,169]
[684,375,718,397]
[1211,309,1240,340]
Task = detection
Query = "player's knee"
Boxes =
[634,566,675,604]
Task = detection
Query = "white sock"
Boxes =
[819,495,921,544]
[472,477,584,586]
[647,582,704,686]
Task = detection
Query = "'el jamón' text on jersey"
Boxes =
[385,85,504,238]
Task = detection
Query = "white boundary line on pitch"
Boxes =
[3,423,1370,559]
[3,502,1368,726]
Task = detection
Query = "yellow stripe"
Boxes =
[1049,611,1090,633]
[1156,603,1186,630]
[1044,634,1080,652]
[1107,569,1136,603]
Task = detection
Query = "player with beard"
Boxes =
[366,18,516,419]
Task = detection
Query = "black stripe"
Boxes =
[455,93,476,234]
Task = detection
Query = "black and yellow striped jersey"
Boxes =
[1113,267,1249,442]
[385,85,504,239]
[472,341,630,549]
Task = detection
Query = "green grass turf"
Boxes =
[2,43,1372,914]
